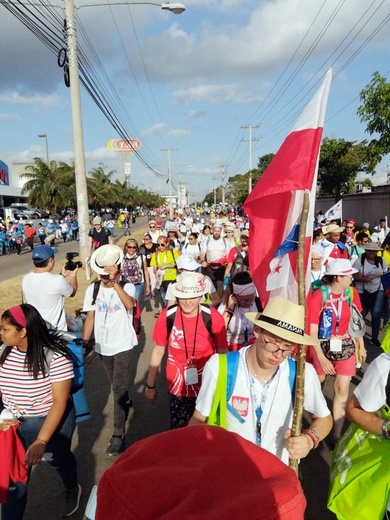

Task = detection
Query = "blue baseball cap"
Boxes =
[32,245,58,263]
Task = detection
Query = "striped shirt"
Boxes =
[0,346,74,417]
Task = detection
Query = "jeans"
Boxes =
[100,350,132,436]
[134,282,145,302]
[361,289,384,341]
[1,403,78,520]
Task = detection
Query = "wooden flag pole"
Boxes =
[289,190,311,474]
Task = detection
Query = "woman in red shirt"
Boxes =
[309,259,367,444]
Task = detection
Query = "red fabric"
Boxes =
[96,425,306,520]
[309,286,362,336]
[25,227,36,239]
[244,72,332,307]
[0,425,28,503]
[328,245,349,260]
[152,306,228,397]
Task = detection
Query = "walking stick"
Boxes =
[289,190,311,474]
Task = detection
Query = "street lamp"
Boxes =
[38,134,49,165]
[63,0,185,270]
[161,147,177,218]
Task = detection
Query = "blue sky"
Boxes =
[1,0,390,203]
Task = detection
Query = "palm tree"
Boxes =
[87,166,117,208]
[21,158,76,215]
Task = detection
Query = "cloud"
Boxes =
[142,123,165,136]
[167,128,191,137]
[0,92,61,108]
[0,112,19,121]
[173,84,264,105]
[185,110,206,120]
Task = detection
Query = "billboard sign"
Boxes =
[107,139,142,153]
[0,160,9,185]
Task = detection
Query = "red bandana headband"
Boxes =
[8,306,27,328]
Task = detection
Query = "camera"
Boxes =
[65,252,83,271]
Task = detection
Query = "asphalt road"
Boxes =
[0,218,383,520]
[0,218,145,282]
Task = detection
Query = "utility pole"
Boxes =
[219,165,227,207]
[241,125,260,193]
[212,176,217,206]
[161,148,177,218]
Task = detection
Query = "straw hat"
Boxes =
[246,296,319,346]
[90,244,124,275]
[170,272,208,298]
[322,224,344,234]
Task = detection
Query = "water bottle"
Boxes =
[319,307,333,339]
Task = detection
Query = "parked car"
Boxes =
[10,204,41,218]
[0,207,28,220]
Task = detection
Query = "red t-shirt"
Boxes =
[227,246,249,263]
[152,306,228,397]
[309,286,362,336]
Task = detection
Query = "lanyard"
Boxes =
[251,367,280,446]
[179,306,200,364]
[101,287,115,326]
[328,292,343,335]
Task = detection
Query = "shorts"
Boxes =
[310,346,356,377]
[203,265,225,283]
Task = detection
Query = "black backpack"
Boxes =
[166,303,215,341]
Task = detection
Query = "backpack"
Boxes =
[91,280,142,339]
[166,303,215,341]
[229,248,248,279]
[122,254,144,285]
[207,351,296,429]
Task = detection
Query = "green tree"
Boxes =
[21,158,76,215]
[87,166,117,208]
[318,138,376,201]
[357,71,390,161]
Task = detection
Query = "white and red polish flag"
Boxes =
[244,69,332,307]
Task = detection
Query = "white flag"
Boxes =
[324,200,342,222]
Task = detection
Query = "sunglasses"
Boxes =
[149,225,156,228]
[126,245,137,249]
[157,243,167,247]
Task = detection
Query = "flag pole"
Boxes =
[289,190,311,473]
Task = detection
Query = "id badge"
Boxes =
[100,327,109,344]
[184,363,198,386]
[329,337,342,352]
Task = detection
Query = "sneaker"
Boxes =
[61,484,82,517]
[105,435,124,458]
[371,339,382,348]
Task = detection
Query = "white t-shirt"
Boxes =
[353,257,387,293]
[196,347,330,465]
[83,282,137,355]
[354,353,390,412]
[201,237,229,263]
[22,272,74,330]
[182,242,201,259]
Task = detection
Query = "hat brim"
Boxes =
[170,282,208,299]
[245,313,319,347]
[90,246,124,275]
[322,266,358,278]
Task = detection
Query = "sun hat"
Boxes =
[32,245,58,263]
[90,244,124,275]
[362,222,370,228]
[95,425,306,520]
[322,224,345,234]
[311,245,324,258]
[364,242,383,252]
[224,225,235,232]
[176,254,200,271]
[323,259,358,276]
[170,272,208,298]
[246,296,319,346]
[92,216,102,225]
[240,230,249,237]
[213,223,223,230]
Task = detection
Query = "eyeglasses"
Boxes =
[226,230,233,233]
[126,245,137,250]
[262,335,295,358]
[340,274,353,278]
[157,243,167,247]
[149,225,156,229]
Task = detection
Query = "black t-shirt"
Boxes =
[139,243,157,267]
[88,228,111,249]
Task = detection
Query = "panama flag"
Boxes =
[244,69,332,307]
[324,199,343,222]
